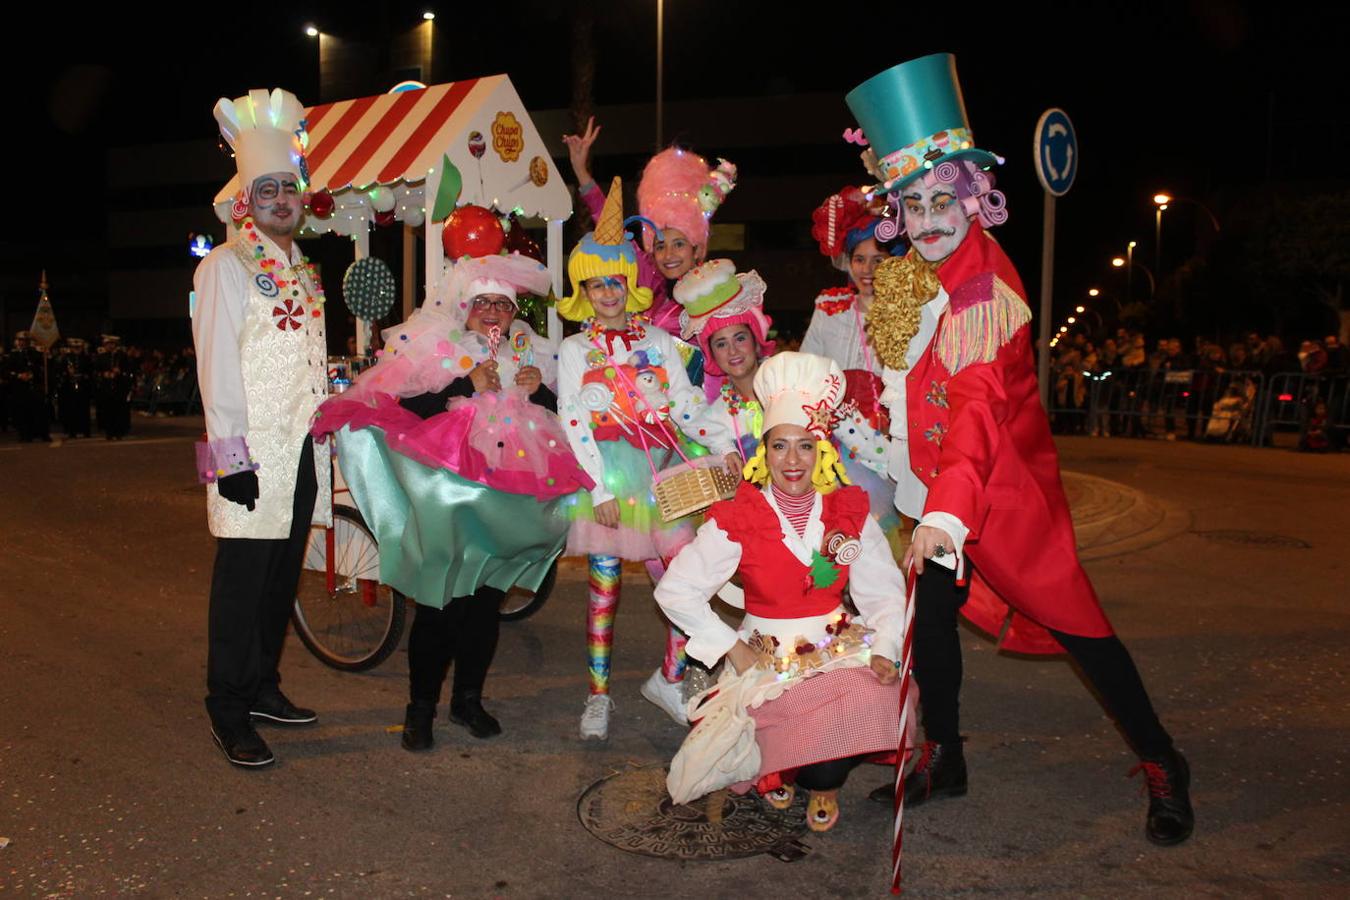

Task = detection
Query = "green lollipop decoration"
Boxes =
[342,257,397,321]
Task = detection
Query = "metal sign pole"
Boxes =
[1038,191,1055,410]
[1032,107,1077,412]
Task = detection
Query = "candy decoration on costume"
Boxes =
[342,257,397,320]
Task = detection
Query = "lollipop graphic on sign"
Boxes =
[467,130,487,197]
[508,155,551,192]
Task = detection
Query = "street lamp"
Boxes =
[1088,287,1100,297]
[423,11,435,19]
[305,24,319,37]
[1153,193,1170,275]
[1110,255,1156,297]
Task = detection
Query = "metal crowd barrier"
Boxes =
[1048,368,1268,446]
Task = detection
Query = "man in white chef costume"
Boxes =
[192,88,330,768]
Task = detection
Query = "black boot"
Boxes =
[401,701,436,752]
[449,690,501,739]
[869,740,968,806]
[1132,748,1194,846]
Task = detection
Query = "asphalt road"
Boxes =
[1,417,1347,897]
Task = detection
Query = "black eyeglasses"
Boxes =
[471,298,516,313]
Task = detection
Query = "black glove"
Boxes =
[216,470,259,511]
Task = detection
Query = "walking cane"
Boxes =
[890,564,918,894]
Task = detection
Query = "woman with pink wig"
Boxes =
[563,117,737,373]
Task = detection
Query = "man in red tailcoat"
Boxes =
[848,54,1193,845]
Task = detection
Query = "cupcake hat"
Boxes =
[557,177,654,322]
[671,259,774,377]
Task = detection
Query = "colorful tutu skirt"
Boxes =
[311,393,586,608]
[562,436,709,562]
[841,453,905,560]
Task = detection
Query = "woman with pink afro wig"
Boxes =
[563,116,736,353]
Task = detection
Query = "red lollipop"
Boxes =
[442,204,505,258]
[307,189,335,219]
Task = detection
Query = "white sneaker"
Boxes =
[579,694,614,741]
[640,670,689,725]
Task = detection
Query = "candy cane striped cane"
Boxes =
[890,564,918,894]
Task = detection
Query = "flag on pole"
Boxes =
[29,270,60,351]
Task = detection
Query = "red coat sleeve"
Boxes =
[922,350,1013,542]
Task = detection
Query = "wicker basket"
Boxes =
[653,457,741,522]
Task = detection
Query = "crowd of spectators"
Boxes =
[1,332,201,441]
[1050,329,1349,449]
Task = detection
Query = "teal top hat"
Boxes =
[845,53,1002,193]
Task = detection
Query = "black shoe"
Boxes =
[211,724,275,768]
[1132,748,1194,846]
[449,691,502,739]
[250,692,317,726]
[401,702,436,752]
[870,740,968,806]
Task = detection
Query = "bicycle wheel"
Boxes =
[498,558,558,622]
[293,505,407,671]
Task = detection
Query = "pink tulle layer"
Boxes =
[312,391,592,501]
[564,519,694,562]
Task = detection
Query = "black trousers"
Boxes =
[795,755,863,792]
[912,564,1173,759]
[407,587,504,704]
[205,438,317,732]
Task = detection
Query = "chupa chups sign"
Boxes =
[492,111,524,162]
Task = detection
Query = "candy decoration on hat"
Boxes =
[844,53,1003,195]
[811,187,889,260]
[635,148,737,252]
[558,177,653,321]
[672,259,775,378]
[743,352,851,494]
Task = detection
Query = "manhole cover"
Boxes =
[1193,530,1311,549]
[577,765,806,860]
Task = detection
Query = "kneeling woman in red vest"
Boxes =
[655,351,908,832]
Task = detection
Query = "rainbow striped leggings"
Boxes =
[587,555,687,695]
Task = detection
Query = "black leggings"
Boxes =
[407,587,504,704]
[911,565,1173,758]
[795,755,863,792]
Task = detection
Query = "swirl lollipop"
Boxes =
[834,538,863,566]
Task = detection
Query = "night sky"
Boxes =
[4,1,1346,337]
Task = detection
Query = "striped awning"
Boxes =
[216,77,493,200]
[213,75,572,234]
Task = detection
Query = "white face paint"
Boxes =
[900,179,971,263]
